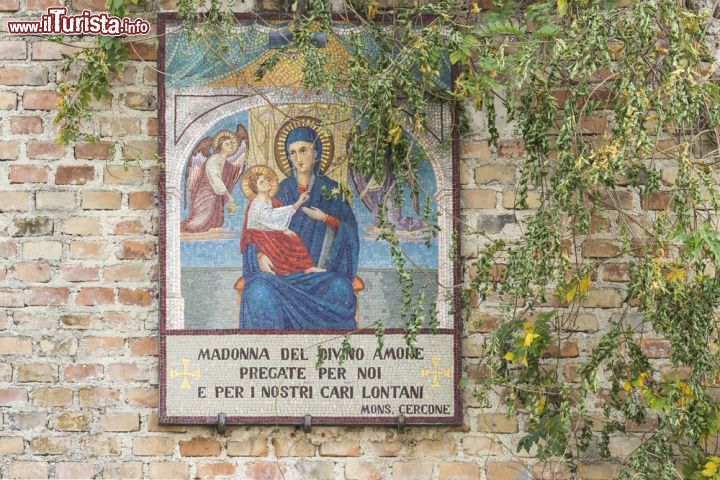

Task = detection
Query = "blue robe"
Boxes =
[240,164,359,329]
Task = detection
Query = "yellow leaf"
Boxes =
[503,352,515,361]
[523,331,540,348]
[701,460,717,477]
[367,2,378,20]
[387,125,402,145]
[557,0,568,17]
[665,267,686,282]
[470,2,480,14]
[578,275,592,294]
[622,380,632,391]
[536,396,546,414]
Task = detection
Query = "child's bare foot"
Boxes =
[304,267,326,274]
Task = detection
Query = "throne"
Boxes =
[234,275,365,326]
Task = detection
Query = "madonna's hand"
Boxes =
[258,254,275,274]
[301,206,327,221]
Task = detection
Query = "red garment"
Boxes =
[240,198,315,275]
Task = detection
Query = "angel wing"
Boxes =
[184,137,212,209]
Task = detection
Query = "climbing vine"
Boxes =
[52,0,720,477]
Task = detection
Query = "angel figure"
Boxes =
[181,125,248,233]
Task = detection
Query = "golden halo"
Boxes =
[274,116,334,177]
[212,129,239,156]
[241,165,279,201]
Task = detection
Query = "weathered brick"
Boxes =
[583,288,623,308]
[14,217,53,236]
[498,139,526,157]
[147,117,158,136]
[100,116,140,136]
[56,165,95,185]
[61,216,101,235]
[27,141,65,159]
[416,440,457,457]
[0,336,32,354]
[75,287,115,306]
[486,462,531,480]
[475,164,515,185]
[8,461,48,479]
[461,189,496,208]
[319,440,361,457]
[54,412,92,431]
[32,387,72,406]
[439,462,480,480]
[639,339,671,359]
[55,463,95,479]
[345,461,381,480]
[122,93,157,111]
[101,412,140,432]
[102,462,143,479]
[9,164,48,183]
[60,313,102,329]
[82,191,122,210]
[61,264,100,282]
[0,436,24,454]
[227,437,268,456]
[478,413,518,433]
[36,191,75,210]
[0,91,16,109]
[22,90,59,110]
[0,240,17,258]
[460,140,491,159]
[129,191,155,209]
[149,462,189,480]
[70,240,104,259]
[104,264,145,282]
[118,288,153,306]
[133,436,173,456]
[461,436,503,456]
[603,263,630,282]
[543,340,580,358]
[0,388,27,405]
[179,437,221,457]
[23,241,62,260]
[26,0,61,9]
[113,219,145,235]
[129,337,158,356]
[0,67,47,85]
[244,462,284,480]
[83,336,124,354]
[641,191,673,210]
[104,165,144,184]
[17,363,58,382]
[78,388,119,406]
[117,240,155,259]
[32,41,87,60]
[10,116,42,134]
[108,362,148,381]
[580,240,615,267]
[0,41,26,59]
[74,142,112,160]
[26,287,69,306]
[79,436,121,457]
[64,364,103,382]
[196,462,236,480]
[11,311,51,331]
[272,438,316,457]
[0,140,20,160]
[392,461,433,480]
[0,289,24,307]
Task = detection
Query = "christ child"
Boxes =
[241,167,326,275]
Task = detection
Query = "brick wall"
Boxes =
[0,1,718,479]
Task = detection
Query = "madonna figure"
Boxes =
[239,125,359,330]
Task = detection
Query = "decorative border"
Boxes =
[157,12,462,426]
